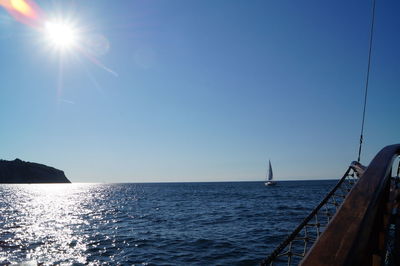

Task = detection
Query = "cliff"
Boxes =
[0,159,71,183]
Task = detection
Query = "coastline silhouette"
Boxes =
[0,159,70,183]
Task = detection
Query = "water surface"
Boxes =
[0,181,336,265]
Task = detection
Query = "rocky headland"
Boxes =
[0,159,70,183]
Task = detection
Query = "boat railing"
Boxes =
[300,144,400,265]
[261,166,359,265]
[261,144,400,266]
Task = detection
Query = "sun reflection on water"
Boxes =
[0,184,96,264]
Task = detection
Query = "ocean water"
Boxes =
[0,180,337,265]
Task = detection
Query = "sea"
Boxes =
[0,180,337,265]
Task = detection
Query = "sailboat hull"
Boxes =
[265,181,276,186]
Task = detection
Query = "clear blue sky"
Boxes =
[0,0,399,182]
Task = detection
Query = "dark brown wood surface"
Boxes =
[300,144,400,266]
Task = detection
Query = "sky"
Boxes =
[0,0,399,183]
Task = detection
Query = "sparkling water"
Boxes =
[0,181,336,265]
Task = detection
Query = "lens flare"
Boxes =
[0,0,117,75]
[0,0,41,27]
[10,0,32,16]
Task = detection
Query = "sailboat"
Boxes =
[265,160,276,186]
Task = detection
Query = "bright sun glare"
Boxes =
[44,21,78,51]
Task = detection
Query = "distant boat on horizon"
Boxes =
[265,160,276,186]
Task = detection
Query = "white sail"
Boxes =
[265,159,276,186]
[268,160,273,181]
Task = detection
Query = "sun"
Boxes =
[44,20,79,51]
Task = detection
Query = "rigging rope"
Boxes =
[357,0,376,163]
